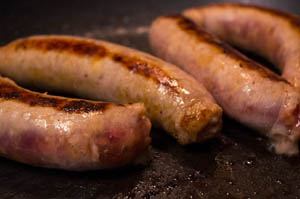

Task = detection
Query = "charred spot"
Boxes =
[61,100,108,113]
[112,54,123,62]
[175,16,210,37]
[129,62,151,77]
[160,81,173,88]
[0,79,114,113]
[29,96,60,107]
[176,16,229,47]
[44,39,69,51]
[113,54,140,73]
[15,38,107,58]
[142,65,152,77]
[72,42,106,56]
[112,53,180,93]
[0,83,23,99]
[18,43,27,50]
[5,91,21,99]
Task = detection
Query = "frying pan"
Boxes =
[0,0,300,198]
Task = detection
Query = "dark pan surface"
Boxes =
[0,0,300,198]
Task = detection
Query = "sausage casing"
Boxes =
[183,4,300,91]
[149,15,300,155]
[0,35,222,144]
[0,77,151,170]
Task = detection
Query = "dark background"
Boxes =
[0,0,300,198]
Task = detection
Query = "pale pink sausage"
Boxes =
[0,77,151,170]
[183,4,300,91]
[149,15,300,155]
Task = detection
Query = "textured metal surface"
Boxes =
[0,0,300,198]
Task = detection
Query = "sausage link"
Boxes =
[0,77,151,170]
[183,3,300,90]
[149,15,300,155]
[0,35,222,144]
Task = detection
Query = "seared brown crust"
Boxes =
[0,77,114,113]
[149,15,300,155]
[15,38,108,58]
[0,77,152,170]
[112,54,180,93]
[183,3,300,91]
[0,35,223,145]
[15,38,181,94]
[168,15,289,84]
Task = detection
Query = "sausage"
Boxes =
[0,35,222,144]
[183,3,300,91]
[0,77,151,170]
[149,15,300,155]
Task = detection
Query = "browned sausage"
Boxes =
[149,15,300,155]
[0,77,151,170]
[183,3,300,91]
[0,35,222,144]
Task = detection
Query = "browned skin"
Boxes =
[15,38,108,57]
[15,38,181,94]
[149,15,300,155]
[173,15,290,84]
[0,77,151,170]
[0,35,222,145]
[112,54,181,94]
[183,3,300,90]
[0,78,113,113]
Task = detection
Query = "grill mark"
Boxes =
[209,3,300,28]
[0,79,113,113]
[14,37,181,94]
[61,100,109,113]
[170,15,289,84]
[112,54,180,93]
[15,38,107,57]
